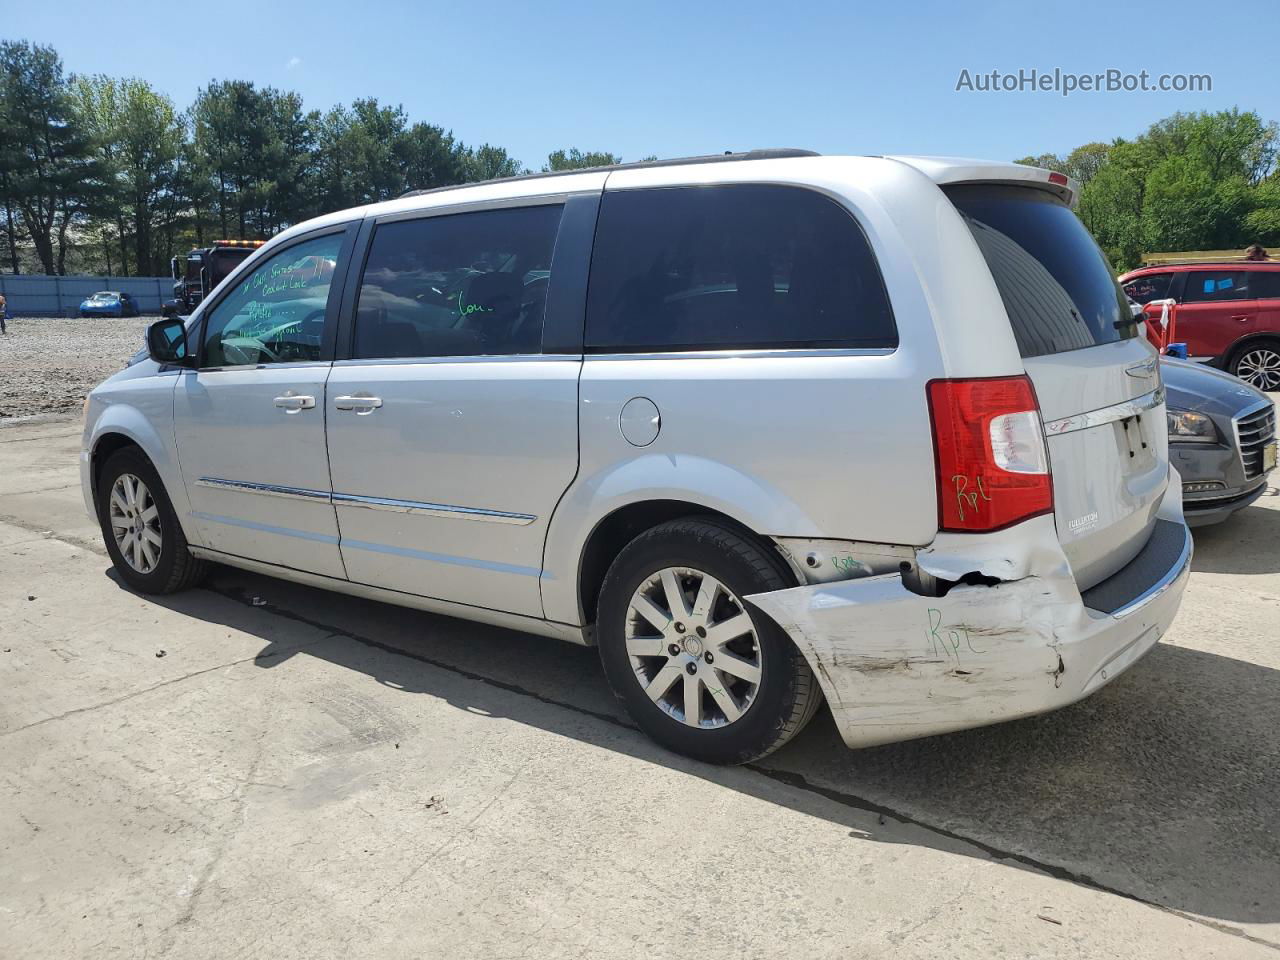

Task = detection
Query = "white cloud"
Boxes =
[286,56,302,69]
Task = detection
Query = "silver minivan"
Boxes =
[82,150,1192,764]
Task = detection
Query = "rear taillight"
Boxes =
[927,376,1053,532]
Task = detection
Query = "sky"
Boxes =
[6,0,1279,169]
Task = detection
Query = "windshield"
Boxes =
[90,292,116,301]
[945,185,1134,359]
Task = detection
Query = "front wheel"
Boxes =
[96,447,207,594]
[597,519,822,764]
[1230,338,1280,392]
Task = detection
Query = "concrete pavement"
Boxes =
[2,416,1279,958]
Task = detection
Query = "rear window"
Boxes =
[1122,273,1173,305]
[946,185,1133,359]
[585,184,896,352]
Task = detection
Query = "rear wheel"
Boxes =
[1230,338,1280,391]
[597,519,822,764]
[96,447,207,594]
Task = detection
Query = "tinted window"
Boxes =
[1252,271,1280,299]
[584,184,896,352]
[201,232,342,367]
[946,185,1133,358]
[1181,270,1253,303]
[353,205,563,359]
[1122,273,1172,305]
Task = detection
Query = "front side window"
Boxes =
[584,184,897,352]
[352,204,563,360]
[1180,271,1253,303]
[1122,273,1172,305]
[201,233,343,367]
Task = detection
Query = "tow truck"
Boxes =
[162,239,266,316]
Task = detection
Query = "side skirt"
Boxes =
[188,545,590,645]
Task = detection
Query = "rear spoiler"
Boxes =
[885,155,1079,209]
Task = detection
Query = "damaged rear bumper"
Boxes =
[748,487,1192,749]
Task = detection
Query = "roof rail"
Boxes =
[397,148,821,200]
[1139,257,1276,267]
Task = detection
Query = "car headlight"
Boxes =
[1167,409,1218,443]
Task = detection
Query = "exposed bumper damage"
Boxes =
[749,479,1192,748]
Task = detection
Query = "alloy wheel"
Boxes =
[109,473,163,574]
[1235,347,1280,391]
[624,566,763,728]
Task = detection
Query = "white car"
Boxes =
[82,150,1191,764]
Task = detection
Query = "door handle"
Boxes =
[273,394,315,414]
[1231,315,1253,322]
[334,395,383,415]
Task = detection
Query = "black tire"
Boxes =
[1227,337,1280,391]
[96,446,208,594]
[597,518,822,765]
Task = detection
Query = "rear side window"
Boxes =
[946,185,1133,359]
[585,184,896,352]
[353,204,562,359]
[1123,273,1172,305]
[1180,270,1253,302]
[1252,271,1280,299]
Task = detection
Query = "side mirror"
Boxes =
[147,318,191,366]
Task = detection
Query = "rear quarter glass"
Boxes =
[584,183,897,352]
[945,185,1133,359]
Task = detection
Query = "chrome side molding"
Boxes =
[330,492,535,525]
[194,477,331,501]
[1042,387,1165,437]
[195,477,535,525]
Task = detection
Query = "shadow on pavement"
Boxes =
[107,560,1280,934]
[1191,485,1280,574]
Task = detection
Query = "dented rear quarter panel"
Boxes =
[747,481,1190,748]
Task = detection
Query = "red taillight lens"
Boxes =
[1048,171,1069,186]
[927,376,1053,532]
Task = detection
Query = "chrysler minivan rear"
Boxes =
[747,158,1191,747]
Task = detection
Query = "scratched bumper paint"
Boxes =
[747,479,1192,749]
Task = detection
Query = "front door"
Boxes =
[173,228,352,578]
[324,201,582,617]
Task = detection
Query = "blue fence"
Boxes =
[0,274,171,316]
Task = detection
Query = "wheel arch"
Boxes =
[541,453,825,627]
[86,403,197,544]
[89,432,146,506]
[1226,332,1280,368]
[574,500,794,630]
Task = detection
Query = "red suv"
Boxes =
[1120,262,1280,390]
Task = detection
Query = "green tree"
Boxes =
[70,74,130,272]
[398,123,468,192]
[1244,176,1280,245]
[1062,142,1110,188]
[1078,140,1150,268]
[74,75,184,274]
[1031,110,1280,268]
[312,98,411,210]
[0,41,97,274]
[1014,151,1063,172]
[544,148,621,172]
[465,143,523,181]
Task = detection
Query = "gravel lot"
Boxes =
[0,315,153,420]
